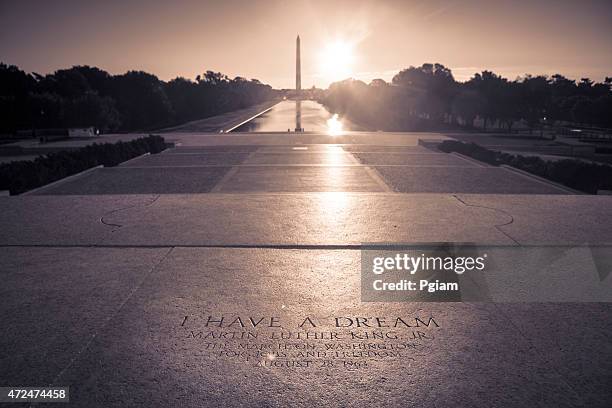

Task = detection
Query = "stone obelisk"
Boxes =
[295,34,302,132]
[296,35,301,95]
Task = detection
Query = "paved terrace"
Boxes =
[1,132,611,407]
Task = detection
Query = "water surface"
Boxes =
[232,100,360,133]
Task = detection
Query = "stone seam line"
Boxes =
[31,246,175,408]
[99,194,161,230]
[452,194,520,246]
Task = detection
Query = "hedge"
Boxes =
[438,140,612,194]
[0,135,166,195]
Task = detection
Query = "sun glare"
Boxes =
[319,40,354,83]
[326,114,344,136]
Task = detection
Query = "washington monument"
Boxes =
[295,34,302,132]
[295,35,301,95]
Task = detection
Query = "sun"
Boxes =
[318,40,355,83]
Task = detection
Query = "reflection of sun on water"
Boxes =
[327,114,344,136]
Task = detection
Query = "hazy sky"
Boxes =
[1,0,610,88]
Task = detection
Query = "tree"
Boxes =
[452,90,485,127]
[37,68,91,98]
[322,65,612,132]
[199,71,229,85]
[571,97,596,124]
[519,75,550,132]
[391,63,457,122]
[466,71,503,130]
[65,92,120,131]
[109,71,173,130]
[369,78,388,87]
[0,63,36,132]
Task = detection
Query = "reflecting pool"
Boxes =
[231,100,361,133]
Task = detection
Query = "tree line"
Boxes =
[0,63,277,133]
[321,63,612,132]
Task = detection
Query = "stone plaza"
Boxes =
[1,127,611,407]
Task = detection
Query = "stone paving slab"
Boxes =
[0,194,511,246]
[255,145,348,153]
[0,195,156,245]
[85,194,612,246]
[98,193,513,246]
[214,166,386,192]
[0,247,170,386]
[342,145,433,153]
[2,194,611,247]
[163,146,260,154]
[121,152,251,167]
[354,152,478,166]
[1,246,609,407]
[33,167,231,195]
[486,302,612,407]
[376,166,568,194]
[456,194,612,244]
[243,152,357,165]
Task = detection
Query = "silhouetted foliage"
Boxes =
[321,63,612,131]
[0,135,167,194]
[0,63,276,133]
[438,140,612,194]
